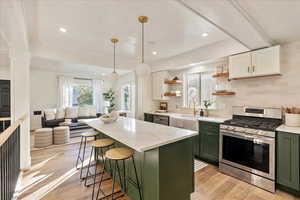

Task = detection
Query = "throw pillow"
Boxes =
[44,109,56,121]
[56,108,65,119]
[78,107,90,117]
[65,107,78,119]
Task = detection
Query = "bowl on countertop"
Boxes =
[100,114,118,124]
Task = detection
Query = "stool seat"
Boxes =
[105,147,134,160]
[91,138,114,148]
[81,132,99,137]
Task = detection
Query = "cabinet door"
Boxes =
[199,121,220,163]
[252,46,280,76]
[194,135,200,158]
[277,132,300,191]
[229,52,252,79]
[144,113,153,123]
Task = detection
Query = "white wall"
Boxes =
[152,40,300,118]
[30,69,114,130]
[0,66,10,80]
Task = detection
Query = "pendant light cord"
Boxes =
[113,42,116,72]
[142,22,144,64]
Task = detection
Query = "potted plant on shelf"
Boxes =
[203,100,213,117]
[103,88,116,113]
[284,107,300,127]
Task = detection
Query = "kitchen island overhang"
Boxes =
[87,117,197,200]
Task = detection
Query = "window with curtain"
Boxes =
[184,72,215,108]
[72,78,93,106]
[120,82,135,112]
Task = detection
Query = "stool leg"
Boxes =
[80,137,88,180]
[84,146,94,187]
[75,136,84,170]
[92,148,99,200]
[132,156,142,200]
[122,160,126,192]
[115,160,123,190]
[96,157,107,200]
[111,161,118,200]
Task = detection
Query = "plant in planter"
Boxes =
[103,89,116,113]
[284,107,300,127]
[202,100,213,117]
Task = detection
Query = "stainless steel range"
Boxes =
[219,106,282,192]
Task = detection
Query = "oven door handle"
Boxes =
[220,130,275,144]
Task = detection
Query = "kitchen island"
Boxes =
[87,117,197,200]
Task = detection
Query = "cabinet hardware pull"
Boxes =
[253,66,255,72]
[248,66,250,73]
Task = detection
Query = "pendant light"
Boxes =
[111,38,119,80]
[136,16,151,76]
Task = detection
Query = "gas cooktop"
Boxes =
[223,115,282,132]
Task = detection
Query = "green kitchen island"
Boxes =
[87,117,197,200]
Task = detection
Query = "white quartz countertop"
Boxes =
[86,117,197,152]
[145,112,230,123]
[276,125,300,135]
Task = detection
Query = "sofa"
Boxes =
[41,106,102,131]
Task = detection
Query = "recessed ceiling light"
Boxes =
[152,51,157,55]
[202,32,208,37]
[101,73,107,76]
[59,27,67,33]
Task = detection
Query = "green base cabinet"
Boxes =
[144,113,153,123]
[277,131,300,195]
[97,132,194,200]
[197,121,220,165]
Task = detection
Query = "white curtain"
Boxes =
[92,79,104,113]
[58,76,74,108]
[201,72,215,108]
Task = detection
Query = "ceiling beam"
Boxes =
[175,0,251,50]
[227,0,275,46]
[176,0,271,50]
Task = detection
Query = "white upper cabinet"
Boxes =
[229,52,252,79]
[229,46,280,79]
[152,71,169,101]
[252,46,280,76]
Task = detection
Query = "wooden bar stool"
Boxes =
[85,138,115,190]
[95,147,142,200]
[75,132,99,180]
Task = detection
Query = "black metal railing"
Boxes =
[0,124,21,200]
[0,118,11,133]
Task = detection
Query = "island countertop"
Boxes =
[86,117,197,152]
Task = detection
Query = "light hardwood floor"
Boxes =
[17,142,299,200]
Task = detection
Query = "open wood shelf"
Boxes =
[164,92,182,97]
[212,72,229,78]
[164,80,183,84]
[212,91,235,96]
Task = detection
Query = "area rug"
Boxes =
[194,159,208,172]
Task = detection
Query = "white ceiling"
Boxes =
[23,0,231,70]
[30,56,130,76]
[4,0,300,72]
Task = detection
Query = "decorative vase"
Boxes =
[285,113,300,127]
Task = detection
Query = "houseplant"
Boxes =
[203,100,213,117]
[284,107,300,127]
[102,89,116,113]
